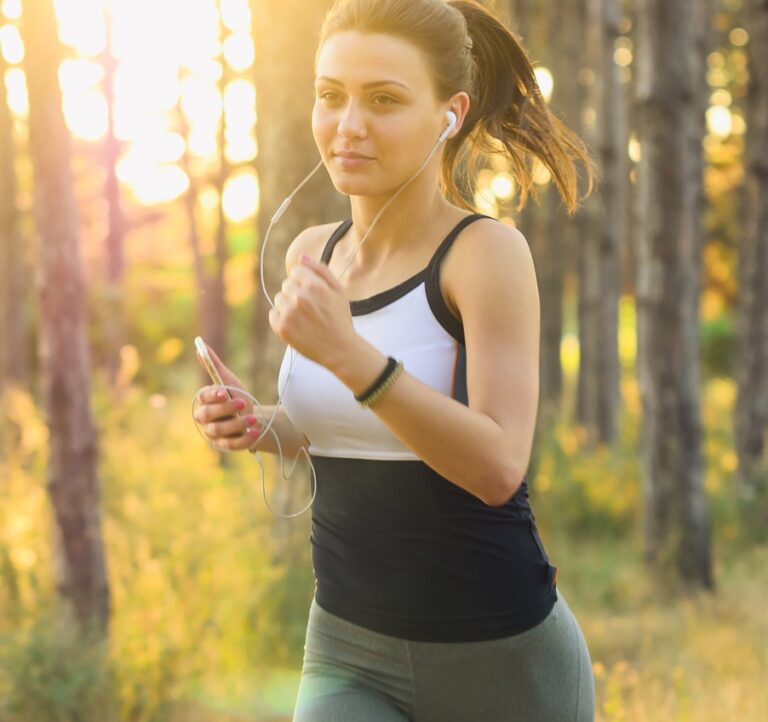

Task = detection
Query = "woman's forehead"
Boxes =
[315,31,432,90]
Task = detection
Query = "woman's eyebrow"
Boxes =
[315,76,411,91]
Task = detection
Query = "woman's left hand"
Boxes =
[269,253,359,370]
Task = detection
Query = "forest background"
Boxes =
[0,0,766,720]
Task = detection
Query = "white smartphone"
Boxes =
[194,336,231,398]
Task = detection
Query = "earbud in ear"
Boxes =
[438,110,458,143]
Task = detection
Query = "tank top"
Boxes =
[277,213,558,642]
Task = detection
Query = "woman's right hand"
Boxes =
[193,343,262,451]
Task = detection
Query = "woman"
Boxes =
[195,0,596,719]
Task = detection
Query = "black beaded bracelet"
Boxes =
[354,356,398,405]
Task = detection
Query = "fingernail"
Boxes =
[249,429,261,438]
[246,415,258,425]
[233,399,246,410]
[300,253,312,264]
[216,389,226,399]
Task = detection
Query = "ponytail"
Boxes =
[446,0,595,214]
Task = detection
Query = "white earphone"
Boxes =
[438,110,458,143]
[195,106,464,518]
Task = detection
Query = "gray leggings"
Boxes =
[293,588,595,722]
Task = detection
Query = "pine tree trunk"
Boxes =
[250,0,347,396]
[577,0,623,445]
[207,0,232,362]
[21,0,110,632]
[248,1,348,642]
[634,0,713,589]
[735,0,768,495]
[0,52,31,391]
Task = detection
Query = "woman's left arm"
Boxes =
[270,223,540,507]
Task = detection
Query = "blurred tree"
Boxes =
[250,0,347,400]
[248,0,347,657]
[576,0,624,445]
[100,3,126,387]
[735,0,768,497]
[205,0,234,366]
[501,0,531,39]
[0,50,32,391]
[20,0,110,632]
[634,0,713,589]
[531,0,567,419]
[174,72,210,373]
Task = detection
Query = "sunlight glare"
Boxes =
[224,79,256,129]
[491,173,515,201]
[222,171,259,222]
[223,33,255,72]
[63,89,108,140]
[4,66,27,115]
[474,188,498,217]
[130,132,186,164]
[131,164,189,205]
[225,134,257,164]
[534,67,553,103]
[1,0,21,20]
[181,75,222,131]
[706,105,732,138]
[0,23,23,64]
[188,130,218,158]
[220,0,251,33]
[53,0,106,57]
[115,61,179,114]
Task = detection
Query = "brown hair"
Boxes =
[316,0,595,215]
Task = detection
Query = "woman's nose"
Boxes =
[337,102,367,139]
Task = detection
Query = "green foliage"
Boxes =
[701,310,736,378]
[0,617,119,722]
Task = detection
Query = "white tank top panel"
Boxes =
[277,214,490,460]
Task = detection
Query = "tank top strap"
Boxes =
[320,218,353,264]
[425,213,493,345]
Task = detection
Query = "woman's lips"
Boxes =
[333,151,374,168]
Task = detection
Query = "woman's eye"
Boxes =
[373,95,396,105]
[318,91,341,102]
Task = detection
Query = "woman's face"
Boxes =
[313,31,449,197]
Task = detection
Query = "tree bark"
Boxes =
[576,0,624,445]
[735,0,768,495]
[0,51,32,391]
[207,0,232,362]
[634,0,713,589]
[250,0,347,396]
[21,0,110,632]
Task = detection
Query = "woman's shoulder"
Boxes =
[441,215,535,319]
[285,220,347,275]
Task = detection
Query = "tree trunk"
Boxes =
[0,51,32,391]
[249,1,347,648]
[207,0,232,362]
[634,0,713,589]
[250,0,347,401]
[735,0,768,496]
[576,0,624,445]
[21,0,110,632]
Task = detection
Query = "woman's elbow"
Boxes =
[482,462,524,507]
